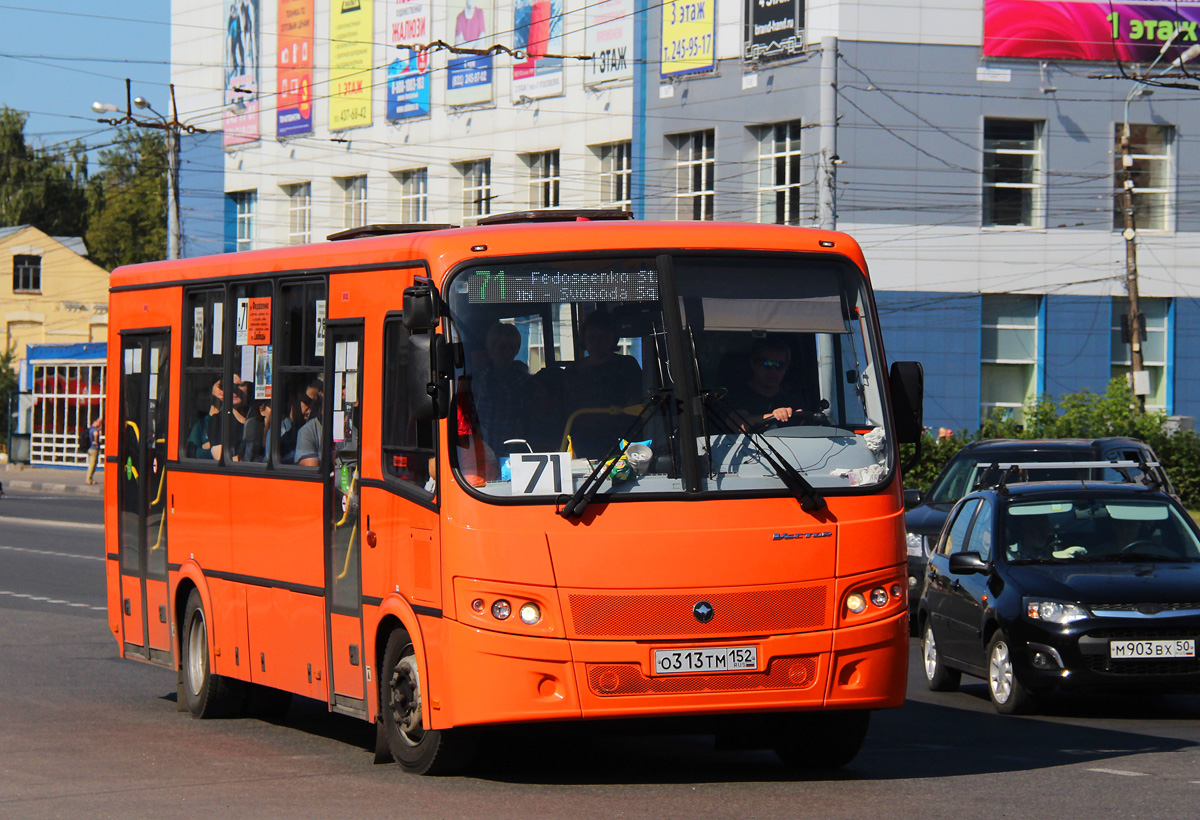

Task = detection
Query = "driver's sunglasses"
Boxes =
[758,358,788,370]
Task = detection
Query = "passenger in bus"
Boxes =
[728,338,813,432]
[210,378,251,462]
[278,388,307,463]
[294,378,324,467]
[473,322,531,456]
[562,311,643,459]
[241,397,267,462]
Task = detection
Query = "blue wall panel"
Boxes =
[1043,296,1110,400]
[876,291,980,433]
[178,132,226,259]
[1174,299,1200,419]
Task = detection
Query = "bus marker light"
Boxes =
[519,603,541,625]
[870,588,888,608]
[472,598,486,613]
[492,599,511,620]
[847,594,867,614]
[890,584,903,598]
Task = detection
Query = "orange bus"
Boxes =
[105,211,923,774]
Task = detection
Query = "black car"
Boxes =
[903,438,1172,618]
[917,474,1200,713]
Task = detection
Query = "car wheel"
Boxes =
[381,629,478,775]
[986,631,1036,715]
[922,624,961,692]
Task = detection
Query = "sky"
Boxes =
[0,1,171,154]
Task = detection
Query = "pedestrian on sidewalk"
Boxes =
[86,416,103,485]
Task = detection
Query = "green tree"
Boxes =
[85,127,168,270]
[0,346,17,446]
[0,107,89,236]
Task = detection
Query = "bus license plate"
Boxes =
[1109,639,1195,659]
[653,646,758,675]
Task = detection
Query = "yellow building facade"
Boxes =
[2,225,110,361]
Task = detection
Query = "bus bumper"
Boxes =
[436,611,907,728]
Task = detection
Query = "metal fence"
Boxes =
[29,362,106,466]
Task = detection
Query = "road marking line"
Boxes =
[0,589,105,611]
[1088,768,1149,777]
[0,545,104,561]
[0,515,103,532]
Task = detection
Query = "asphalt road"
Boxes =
[1,487,1198,819]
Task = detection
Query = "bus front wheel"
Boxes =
[772,710,870,769]
[180,589,244,718]
[381,629,477,775]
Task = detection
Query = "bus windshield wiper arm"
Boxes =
[558,389,671,520]
[700,390,826,513]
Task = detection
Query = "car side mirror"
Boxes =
[904,488,923,509]
[948,551,988,575]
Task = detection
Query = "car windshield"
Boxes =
[925,450,1159,505]
[444,254,892,500]
[1003,497,1200,563]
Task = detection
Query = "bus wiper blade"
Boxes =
[700,390,826,513]
[558,390,670,520]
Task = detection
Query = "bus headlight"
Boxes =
[519,602,541,625]
[846,593,867,614]
[491,599,512,620]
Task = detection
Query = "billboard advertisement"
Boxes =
[447,0,495,106]
[330,0,374,131]
[745,0,803,62]
[585,0,634,84]
[513,0,564,100]
[661,0,715,77]
[224,0,260,147]
[277,0,313,137]
[984,0,1200,61]
[386,0,431,120]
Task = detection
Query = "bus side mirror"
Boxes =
[402,279,440,330]
[889,360,924,445]
[408,332,450,421]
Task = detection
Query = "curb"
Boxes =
[1,480,103,496]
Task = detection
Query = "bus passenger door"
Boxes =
[116,332,172,665]
[325,323,367,711]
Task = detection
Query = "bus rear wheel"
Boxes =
[180,589,244,718]
[381,629,477,775]
[772,710,871,769]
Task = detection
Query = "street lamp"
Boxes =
[1117,30,1197,411]
[92,78,204,260]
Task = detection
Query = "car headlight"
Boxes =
[906,532,927,557]
[1024,600,1090,624]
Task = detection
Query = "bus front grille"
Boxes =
[586,656,820,696]
[565,584,829,639]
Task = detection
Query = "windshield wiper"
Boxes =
[558,389,671,520]
[1088,552,1195,563]
[700,389,826,513]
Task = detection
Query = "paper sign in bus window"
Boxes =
[510,452,571,495]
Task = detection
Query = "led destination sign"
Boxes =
[468,267,660,303]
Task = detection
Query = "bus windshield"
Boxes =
[446,254,892,500]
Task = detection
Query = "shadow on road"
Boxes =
[196,688,1199,786]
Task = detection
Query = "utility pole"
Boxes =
[1118,119,1146,413]
[818,35,838,231]
[93,80,203,260]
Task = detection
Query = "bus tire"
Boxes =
[180,589,244,719]
[772,710,870,770]
[381,629,477,775]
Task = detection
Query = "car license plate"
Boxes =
[652,646,758,675]
[1109,639,1196,659]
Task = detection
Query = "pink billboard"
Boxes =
[984,0,1200,62]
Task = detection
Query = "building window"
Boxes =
[598,141,632,210]
[459,159,492,218]
[1114,124,1173,232]
[339,175,368,228]
[525,150,561,208]
[232,191,256,252]
[285,182,312,245]
[983,119,1044,228]
[1111,296,1169,411]
[672,130,715,220]
[980,294,1041,424]
[13,254,41,293]
[396,168,428,222]
[755,120,803,225]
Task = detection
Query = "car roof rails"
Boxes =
[474,208,634,226]
[327,223,456,241]
[973,459,1163,495]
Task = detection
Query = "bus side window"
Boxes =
[275,279,326,468]
[181,287,225,461]
[382,317,435,494]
